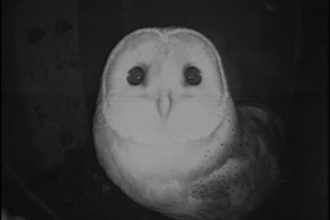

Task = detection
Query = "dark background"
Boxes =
[1,0,328,219]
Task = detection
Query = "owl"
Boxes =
[93,27,285,220]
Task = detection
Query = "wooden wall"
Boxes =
[2,0,89,176]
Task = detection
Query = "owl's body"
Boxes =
[93,28,284,220]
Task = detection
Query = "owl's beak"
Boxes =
[157,91,172,122]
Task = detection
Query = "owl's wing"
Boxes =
[237,106,286,157]
[188,106,285,219]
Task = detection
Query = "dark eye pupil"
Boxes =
[184,66,201,85]
[127,66,145,85]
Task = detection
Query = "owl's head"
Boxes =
[97,27,235,145]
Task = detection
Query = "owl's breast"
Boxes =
[104,135,237,219]
[93,100,239,219]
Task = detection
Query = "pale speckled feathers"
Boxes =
[188,106,283,220]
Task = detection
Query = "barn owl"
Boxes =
[93,27,285,220]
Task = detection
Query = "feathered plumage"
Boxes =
[93,27,284,220]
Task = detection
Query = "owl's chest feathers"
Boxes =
[110,107,237,176]
[108,119,238,209]
[97,98,239,211]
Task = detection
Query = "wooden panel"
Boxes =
[77,0,123,120]
[9,0,89,173]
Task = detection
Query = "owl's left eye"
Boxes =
[184,66,202,85]
[127,66,145,85]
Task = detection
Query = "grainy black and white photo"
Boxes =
[1,0,328,220]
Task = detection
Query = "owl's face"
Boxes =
[99,28,231,145]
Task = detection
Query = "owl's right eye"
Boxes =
[127,66,145,85]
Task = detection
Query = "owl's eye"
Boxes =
[127,66,145,85]
[184,66,202,85]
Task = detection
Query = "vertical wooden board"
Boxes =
[77,0,122,120]
[12,0,89,171]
